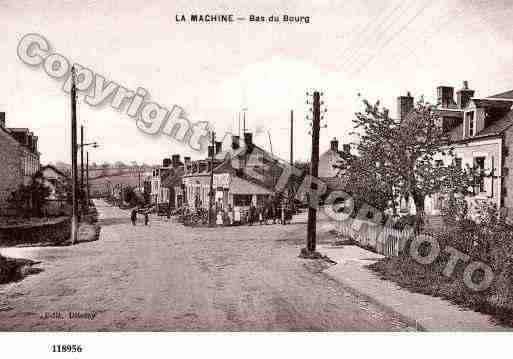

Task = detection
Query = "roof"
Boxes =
[476,110,513,137]
[447,110,513,143]
[39,165,70,179]
[229,176,271,195]
[488,90,513,100]
[472,98,513,108]
[162,167,185,188]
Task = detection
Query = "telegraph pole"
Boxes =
[242,108,247,134]
[70,66,78,245]
[86,151,90,206]
[305,91,323,255]
[208,131,215,226]
[290,110,294,165]
[138,166,141,190]
[80,125,84,214]
[288,110,295,216]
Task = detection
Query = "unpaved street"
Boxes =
[0,200,410,331]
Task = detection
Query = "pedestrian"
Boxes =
[131,208,137,226]
[227,205,233,226]
[259,205,264,225]
[248,204,256,226]
[216,210,223,226]
[144,211,149,226]
[234,207,241,225]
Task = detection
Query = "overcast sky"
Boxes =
[1,0,513,165]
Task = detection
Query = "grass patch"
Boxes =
[368,249,513,327]
[0,254,42,284]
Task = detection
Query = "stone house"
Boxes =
[0,112,40,213]
[150,155,183,210]
[397,83,513,218]
[182,133,282,212]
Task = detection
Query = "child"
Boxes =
[131,208,137,226]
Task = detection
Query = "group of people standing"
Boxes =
[246,202,280,225]
[212,201,291,226]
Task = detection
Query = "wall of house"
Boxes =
[0,129,23,212]
[318,149,341,178]
[183,175,210,209]
[501,128,513,217]
[426,137,502,216]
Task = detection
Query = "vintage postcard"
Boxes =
[1,1,513,353]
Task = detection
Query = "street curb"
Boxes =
[322,263,426,331]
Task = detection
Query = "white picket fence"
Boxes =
[336,221,416,257]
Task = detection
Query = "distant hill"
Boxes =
[89,174,148,197]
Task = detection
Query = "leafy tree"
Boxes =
[8,177,51,217]
[337,97,473,228]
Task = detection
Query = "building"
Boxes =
[318,138,351,178]
[38,165,70,200]
[0,112,40,213]
[318,137,352,196]
[397,82,513,218]
[150,155,183,210]
[182,133,282,213]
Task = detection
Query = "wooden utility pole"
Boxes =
[138,166,141,190]
[306,91,322,254]
[290,110,294,165]
[208,131,215,226]
[80,125,84,215]
[288,110,295,215]
[242,108,247,134]
[86,151,90,206]
[70,66,78,245]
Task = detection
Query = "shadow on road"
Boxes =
[98,217,133,227]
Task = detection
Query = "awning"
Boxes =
[229,176,271,195]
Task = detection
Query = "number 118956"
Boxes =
[51,345,83,353]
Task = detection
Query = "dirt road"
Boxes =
[0,200,411,331]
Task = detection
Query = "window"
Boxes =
[466,111,475,137]
[435,160,443,168]
[233,194,252,207]
[474,156,485,193]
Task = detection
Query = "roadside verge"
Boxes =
[319,245,508,331]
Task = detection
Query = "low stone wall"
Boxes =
[0,217,70,247]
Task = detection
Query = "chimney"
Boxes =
[28,132,33,151]
[162,158,171,167]
[215,141,222,154]
[171,154,180,167]
[457,81,475,109]
[231,135,240,150]
[330,138,339,151]
[397,92,414,120]
[244,132,253,147]
[184,156,191,174]
[32,136,38,153]
[0,112,5,128]
[437,86,455,108]
[342,144,351,154]
[208,145,214,158]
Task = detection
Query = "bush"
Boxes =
[392,214,418,230]
[370,221,513,327]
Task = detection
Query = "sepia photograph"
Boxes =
[1,1,513,354]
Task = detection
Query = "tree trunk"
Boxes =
[412,191,425,233]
